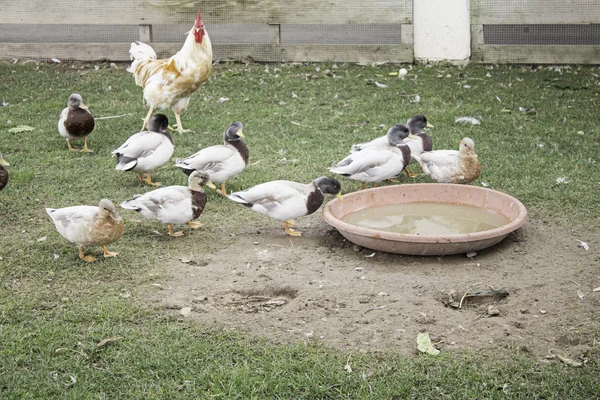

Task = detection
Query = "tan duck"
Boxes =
[58,93,95,152]
[46,199,124,262]
[412,137,481,184]
[0,152,8,191]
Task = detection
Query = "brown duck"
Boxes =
[58,93,95,152]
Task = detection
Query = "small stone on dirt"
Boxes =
[466,251,477,258]
[180,307,192,316]
[487,305,500,316]
[539,309,547,314]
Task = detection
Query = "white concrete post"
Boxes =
[413,0,471,63]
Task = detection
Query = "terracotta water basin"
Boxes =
[322,184,527,256]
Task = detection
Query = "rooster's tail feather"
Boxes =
[127,41,158,87]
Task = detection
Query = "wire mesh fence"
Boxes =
[0,0,412,63]
[2,1,599,64]
[471,0,600,64]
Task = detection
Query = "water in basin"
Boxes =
[342,202,509,235]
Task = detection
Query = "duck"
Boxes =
[403,114,434,177]
[46,199,124,262]
[0,152,8,191]
[120,170,215,237]
[113,114,174,186]
[330,124,411,190]
[350,114,433,153]
[228,176,343,236]
[174,122,247,196]
[58,93,95,152]
[412,137,481,184]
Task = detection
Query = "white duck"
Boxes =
[412,137,481,184]
[229,176,343,236]
[120,170,215,237]
[46,199,124,262]
[58,93,95,152]
[113,113,174,186]
[174,122,247,196]
[330,124,411,190]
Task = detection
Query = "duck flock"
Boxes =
[0,13,481,263]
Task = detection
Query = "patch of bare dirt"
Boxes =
[153,215,600,357]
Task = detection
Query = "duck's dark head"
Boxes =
[314,176,343,201]
[148,114,170,135]
[407,114,433,135]
[224,122,245,142]
[387,124,410,146]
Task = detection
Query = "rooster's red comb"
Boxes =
[194,9,202,27]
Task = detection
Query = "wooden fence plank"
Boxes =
[269,24,281,45]
[0,43,413,63]
[472,45,600,64]
[0,0,411,25]
[471,0,600,24]
[400,24,413,45]
[139,25,153,42]
[470,25,484,45]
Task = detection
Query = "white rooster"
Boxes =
[128,9,212,134]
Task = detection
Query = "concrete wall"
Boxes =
[414,0,471,63]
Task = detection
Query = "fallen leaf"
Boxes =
[365,252,376,258]
[417,332,440,355]
[577,240,589,251]
[556,354,583,367]
[8,125,35,133]
[37,236,47,242]
[409,94,421,104]
[466,251,477,258]
[96,336,121,349]
[455,117,480,125]
[374,81,388,88]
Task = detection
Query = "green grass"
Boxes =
[1,60,599,398]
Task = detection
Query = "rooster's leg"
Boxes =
[142,107,155,131]
[173,111,194,134]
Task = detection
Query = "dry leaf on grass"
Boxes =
[8,125,34,133]
[556,354,583,367]
[417,332,440,355]
[96,336,121,349]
